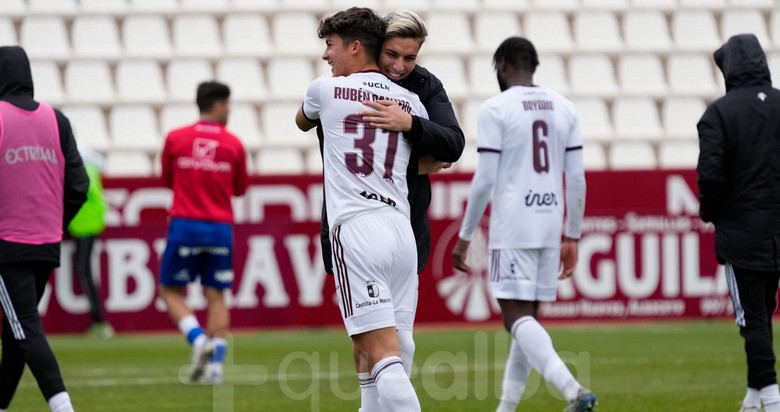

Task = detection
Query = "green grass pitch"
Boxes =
[8,320,753,411]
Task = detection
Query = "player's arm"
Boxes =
[161,134,174,189]
[56,110,89,229]
[234,143,249,197]
[296,105,317,132]
[696,104,725,223]
[561,135,586,279]
[453,149,500,273]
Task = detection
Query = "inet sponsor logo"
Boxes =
[5,145,58,165]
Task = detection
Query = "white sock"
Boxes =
[511,316,580,401]
[743,387,761,408]
[48,391,74,412]
[358,372,380,412]
[397,329,415,378]
[496,339,532,412]
[762,384,780,412]
[372,356,420,412]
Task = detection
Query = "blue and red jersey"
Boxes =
[161,120,248,224]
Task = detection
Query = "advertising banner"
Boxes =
[41,170,729,333]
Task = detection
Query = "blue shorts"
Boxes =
[159,218,234,290]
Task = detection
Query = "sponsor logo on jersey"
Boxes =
[367,280,380,298]
[214,270,234,284]
[363,81,390,91]
[525,190,559,207]
[4,145,58,165]
[359,190,397,208]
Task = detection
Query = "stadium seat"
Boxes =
[304,147,323,174]
[271,12,322,57]
[28,0,77,15]
[467,55,500,98]
[672,10,722,52]
[659,141,700,169]
[223,14,273,58]
[116,60,168,104]
[613,97,663,141]
[79,0,128,14]
[0,18,17,47]
[582,144,608,171]
[474,12,522,53]
[277,0,331,13]
[573,11,623,53]
[267,57,314,101]
[662,96,706,140]
[180,0,229,12]
[524,11,574,53]
[30,61,65,106]
[230,0,281,12]
[227,103,263,150]
[418,56,468,100]
[425,12,475,54]
[459,99,482,143]
[172,15,222,59]
[255,148,305,175]
[679,0,726,8]
[71,16,122,60]
[0,0,26,18]
[667,53,720,98]
[581,0,628,9]
[123,15,173,59]
[104,151,155,177]
[629,0,676,10]
[332,0,381,9]
[377,0,431,12]
[623,10,673,52]
[530,0,579,12]
[773,12,780,51]
[482,0,531,11]
[721,9,771,48]
[456,145,479,172]
[110,105,162,152]
[569,54,619,98]
[769,52,780,88]
[727,0,774,8]
[535,54,569,95]
[65,60,115,105]
[608,141,657,170]
[166,59,214,103]
[20,16,71,60]
[128,0,179,13]
[61,105,111,152]
[160,103,198,134]
[618,54,668,98]
[216,58,268,103]
[430,0,480,12]
[570,97,614,142]
[260,102,315,149]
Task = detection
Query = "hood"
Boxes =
[0,46,34,100]
[714,34,771,92]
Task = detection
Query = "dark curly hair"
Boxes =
[318,7,387,63]
[493,36,539,74]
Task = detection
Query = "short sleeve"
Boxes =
[566,102,584,149]
[302,76,325,121]
[476,102,503,152]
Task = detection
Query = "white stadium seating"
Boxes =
[3,0,776,174]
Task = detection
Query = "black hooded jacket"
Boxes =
[318,65,465,275]
[697,34,780,270]
[0,46,89,266]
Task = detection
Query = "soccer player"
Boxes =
[0,46,88,412]
[697,34,780,412]
[451,37,595,412]
[296,7,427,411]
[159,81,249,385]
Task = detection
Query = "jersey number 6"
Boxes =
[532,120,550,174]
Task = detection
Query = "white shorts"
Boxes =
[331,212,418,336]
[488,248,560,302]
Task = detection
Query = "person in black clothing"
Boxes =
[697,34,780,412]
[316,9,464,393]
[0,46,88,412]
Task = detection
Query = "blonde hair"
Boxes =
[383,9,427,44]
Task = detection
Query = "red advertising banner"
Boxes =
[41,170,729,333]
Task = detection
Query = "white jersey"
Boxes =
[476,85,583,248]
[302,71,428,228]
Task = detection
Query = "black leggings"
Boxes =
[74,236,105,324]
[0,262,66,408]
[726,263,780,389]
